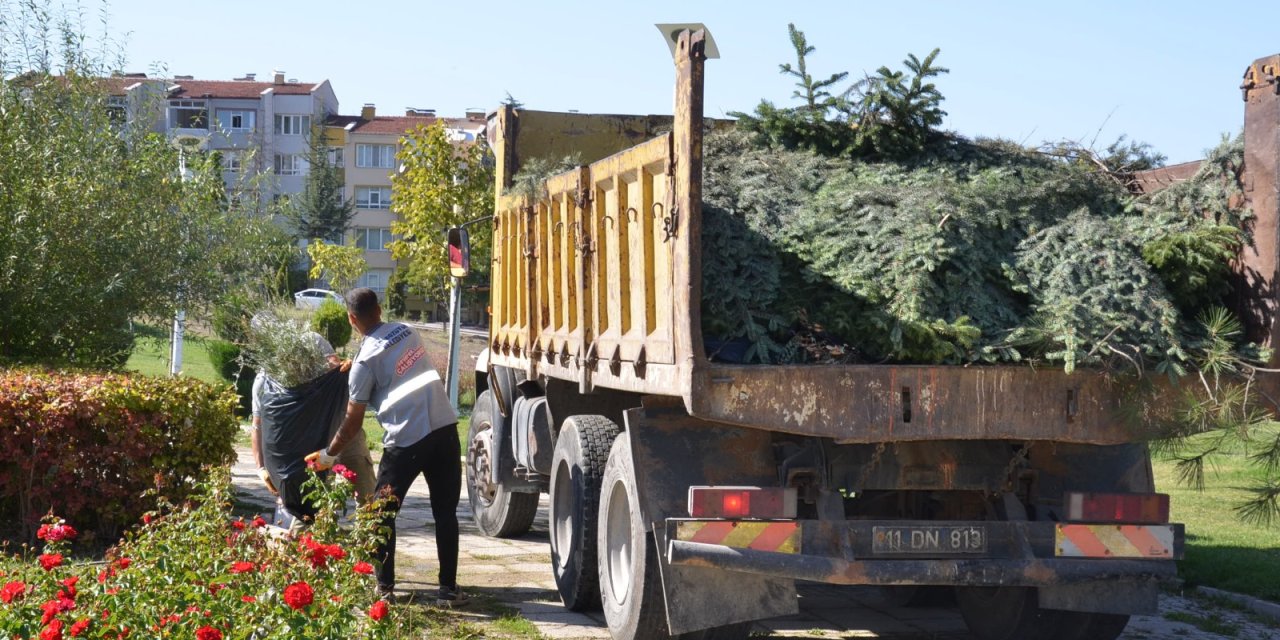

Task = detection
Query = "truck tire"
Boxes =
[1052,612,1130,640]
[549,415,620,611]
[956,586,1061,640]
[465,391,538,538]
[599,432,700,640]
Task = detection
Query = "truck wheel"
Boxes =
[956,586,1061,640]
[1052,612,1130,640]
[599,432,697,640]
[466,391,538,538]
[549,415,620,611]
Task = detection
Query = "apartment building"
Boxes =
[105,71,339,201]
[325,105,486,301]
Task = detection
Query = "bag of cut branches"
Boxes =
[242,311,346,520]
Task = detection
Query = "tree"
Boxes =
[779,23,848,112]
[389,121,494,301]
[0,0,293,368]
[307,241,365,293]
[286,119,355,242]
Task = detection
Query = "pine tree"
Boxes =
[287,118,355,242]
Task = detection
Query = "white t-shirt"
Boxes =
[348,322,456,448]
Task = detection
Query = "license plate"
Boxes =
[872,525,987,555]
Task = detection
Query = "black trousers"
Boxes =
[374,423,461,589]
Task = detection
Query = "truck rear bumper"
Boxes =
[664,519,1183,587]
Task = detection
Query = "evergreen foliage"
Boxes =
[287,122,356,243]
[311,299,352,351]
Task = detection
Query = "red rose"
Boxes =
[115,557,131,569]
[195,626,222,640]
[40,596,73,624]
[368,599,388,621]
[208,583,227,595]
[251,515,267,528]
[39,553,64,571]
[333,464,357,482]
[283,581,313,610]
[40,618,64,640]
[241,595,256,603]
[230,519,245,531]
[229,561,255,574]
[0,580,26,603]
[69,619,90,637]
[37,523,78,543]
[352,561,374,575]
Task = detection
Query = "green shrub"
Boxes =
[211,292,253,343]
[312,300,352,351]
[0,370,238,540]
[207,339,242,381]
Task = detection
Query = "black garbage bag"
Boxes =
[259,367,348,521]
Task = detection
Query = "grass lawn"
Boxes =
[125,323,224,385]
[1152,427,1280,603]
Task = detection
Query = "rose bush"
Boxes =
[0,467,410,638]
[0,370,239,540]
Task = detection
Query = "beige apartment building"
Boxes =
[325,105,486,311]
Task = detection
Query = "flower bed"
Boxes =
[0,466,408,639]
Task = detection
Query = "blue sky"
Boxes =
[105,0,1269,163]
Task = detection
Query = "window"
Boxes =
[106,96,127,124]
[274,153,304,176]
[274,114,310,135]
[168,100,208,129]
[355,186,392,209]
[355,227,394,251]
[328,147,344,168]
[355,143,395,168]
[223,151,242,171]
[216,109,255,131]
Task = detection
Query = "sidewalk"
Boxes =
[228,443,1279,639]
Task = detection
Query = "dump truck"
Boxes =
[458,31,1279,640]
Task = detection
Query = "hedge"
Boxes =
[0,370,239,542]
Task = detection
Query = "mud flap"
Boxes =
[624,398,798,635]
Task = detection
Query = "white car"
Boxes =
[293,288,344,309]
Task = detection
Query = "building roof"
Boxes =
[102,75,321,98]
[326,114,485,136]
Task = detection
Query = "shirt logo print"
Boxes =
[396,345,426,376]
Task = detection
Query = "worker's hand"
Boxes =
[256,468,278,496]
[305,449,336,472]
[339,358,352,373]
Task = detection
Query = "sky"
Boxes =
[94,0,1274,164]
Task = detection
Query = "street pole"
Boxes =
[446,275,462,410]
[169,145,189,376]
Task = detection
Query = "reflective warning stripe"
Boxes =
[675,521,801,554]
[1055,524,1174,558]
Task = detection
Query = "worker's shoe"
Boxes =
[436,584,469,608]
[375,585,395,603]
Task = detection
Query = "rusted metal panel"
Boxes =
[625,387,797,635]
[1239,55,1280,400]
[689,364,1151,444]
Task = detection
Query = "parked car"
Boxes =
[293,288,343,309]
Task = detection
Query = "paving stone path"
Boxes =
[229,442,1278,639]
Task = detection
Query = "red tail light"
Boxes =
[688,486,797,519]
[1065,492,1169,524]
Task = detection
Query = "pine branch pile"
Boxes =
[700,129,1250,372]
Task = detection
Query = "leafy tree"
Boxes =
[389,121,494,301]
[287,120,355,242]
[0,0,293,368]
[307,241,365,293]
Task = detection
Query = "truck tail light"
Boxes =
[688,486,797,519]
[1065,492,1169,524]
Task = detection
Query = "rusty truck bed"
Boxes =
[485,31,1201,446]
